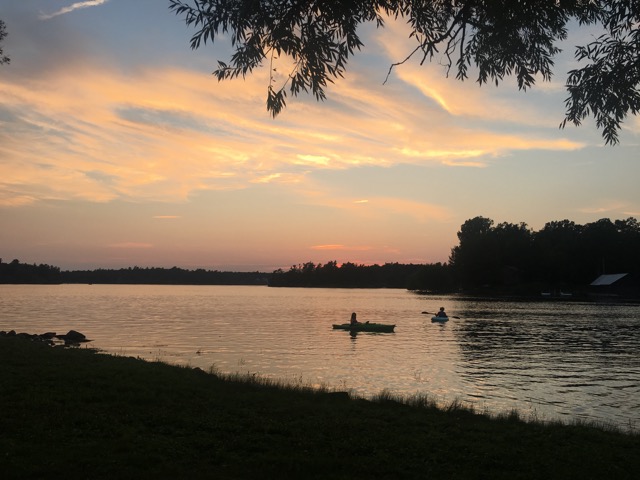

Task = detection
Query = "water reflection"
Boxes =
[451,299,640,427]
[2,285,639,430]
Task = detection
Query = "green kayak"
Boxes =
[332,323,395,333]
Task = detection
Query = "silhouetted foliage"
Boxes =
[449,215,640,293]
[61,267,269,285]
[561,2,640,144]
[5,215,639,292]
[0,19,9,65]
[531,220,584,285]
[170,1,639,143]
[449,216,498,287]
[0,261,268,285]
[0,259,61,284]
[406,262,454,293]
[269,261,424,288]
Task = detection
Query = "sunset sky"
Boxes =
[1,1,639,272]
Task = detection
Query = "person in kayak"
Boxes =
[350,312,359,325]
[436,307,448,318]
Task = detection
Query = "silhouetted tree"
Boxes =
[0,259,61,284]
[532,219,584,285]
[407,262,454,292]
[269,261,423,288]
[614,217,640,273]
[578,218,618,278]
[170,1,639,143]
[493,222,534,285]
[451,216,640,292]
[61,266,269,285]
[449,216,497,288]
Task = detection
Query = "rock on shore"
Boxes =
[0,329,91,346]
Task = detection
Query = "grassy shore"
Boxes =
[1,336,638,479]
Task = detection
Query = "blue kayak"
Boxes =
[431,316,449,323]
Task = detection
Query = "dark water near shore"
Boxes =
[2,284,639,430]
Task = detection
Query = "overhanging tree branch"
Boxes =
[0,19,10,65]
[170,0,639,144]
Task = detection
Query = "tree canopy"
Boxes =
[170,0,639,144]
[448,215,640,291]
[0,19,10,65]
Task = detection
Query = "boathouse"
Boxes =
[590,273,640,299]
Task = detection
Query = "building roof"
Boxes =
[590,273,628,286]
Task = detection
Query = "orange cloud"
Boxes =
[310,244,374,252]
[0,47,586,209]
[310,244,346,250]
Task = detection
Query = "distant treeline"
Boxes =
[61,267,269,285]
[2,216,639,293]
[268,216,640,293]
[268,261,427,289]
[0,259,62,284]
[0,262,268,286]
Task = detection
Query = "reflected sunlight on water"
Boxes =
[2,285,639,430]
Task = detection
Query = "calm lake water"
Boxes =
[2,284,639,430]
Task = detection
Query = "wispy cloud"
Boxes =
[40,1,109,20]
[578,202,629,215]
[311,245,346,250]
[0,54,585,208]
[311,245,373,251]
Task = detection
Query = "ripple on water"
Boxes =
[2,285,639,430]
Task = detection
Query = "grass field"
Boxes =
[1,335,638,479]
